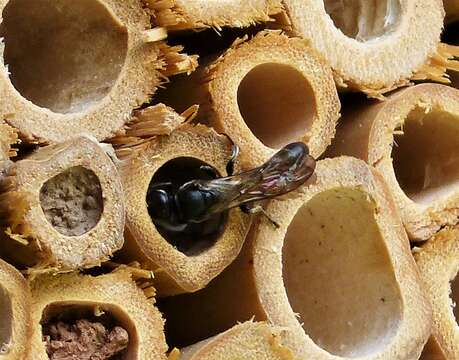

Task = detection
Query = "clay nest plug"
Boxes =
[117,124,251,297]
[148,0,283,30]
[280,0,459,97]
[28,269,167,360]
[0,0,197,144]
[157,31,341,167]
[328,83,459,241]
[158,157,431,359]
[176,321,296,360]
[415,227,459,360]
[0,259,31,360]
[0,136,125,271]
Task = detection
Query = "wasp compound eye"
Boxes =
[146,189,171,221]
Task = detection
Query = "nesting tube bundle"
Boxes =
[415,227,459,359]
[281,0,454,96]
[328,84,459,241]
[0,259,30,360]
[0,0,197,144]
[0,136,125,270]
[28,270,167,360]
[118,125,251,296]
[149,0,283,30]
[160,157,431,359]
[178,322,296,360]
[162,31,340,167]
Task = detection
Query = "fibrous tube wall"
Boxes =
[0,0,188,143]
[415,226,459,359]
[328,83,459,241]
[28,270,167,360]
[0,259,30,360]
[0,136,125,270]
[158,31,340,168]
[118,125,251,297]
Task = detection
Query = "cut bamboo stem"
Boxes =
[159,31,340,167]
[0,0,196,144]
[27,269,167,360]
[0,259,30,360]
[178,322,296,360]
[327,83,459,241]
[117,125,251,296]
[281,0,450,96]
[0,136,125,271]
[159,157,431,359]
[148,0,283,30]
[415,227,459,360]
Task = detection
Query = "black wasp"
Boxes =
[147,141,316,247]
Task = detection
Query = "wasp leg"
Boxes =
[226,143,240,176]
[240,204,280,229]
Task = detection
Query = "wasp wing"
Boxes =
[195,143,316,217]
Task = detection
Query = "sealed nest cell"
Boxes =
[0,259,30,360]
[177,322,296,360]
[0,0,196,144]
[159,31,340,167]
[0,136,125,271]
[159,157,431,359]
[280,0,450,96]
[149,0,283,30]
[28,269,167,360]
[118,125,251,296]
[328,83,459,241]
[415,227,459,359]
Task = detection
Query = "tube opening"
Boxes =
[40,166,104,236]
[452,271,459,323]
[0,286,12,355]
[283,188,402,357]
[324,0,402,42]
[147,157,228,256]
[0,0,128,114]
[237,63,316,149]
[41,302,137,360]
[392,108,459,205]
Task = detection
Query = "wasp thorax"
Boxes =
[39,166,103,237]
[147,157,228,255]
[0,285,12,355]
[40,303,133,360]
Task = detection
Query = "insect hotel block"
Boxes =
[159,157,431,359]
[328,83,459,241]
[27,269,167,360]
[0,259,30,360]
[118,125,251,296]
[0,136,125,270]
